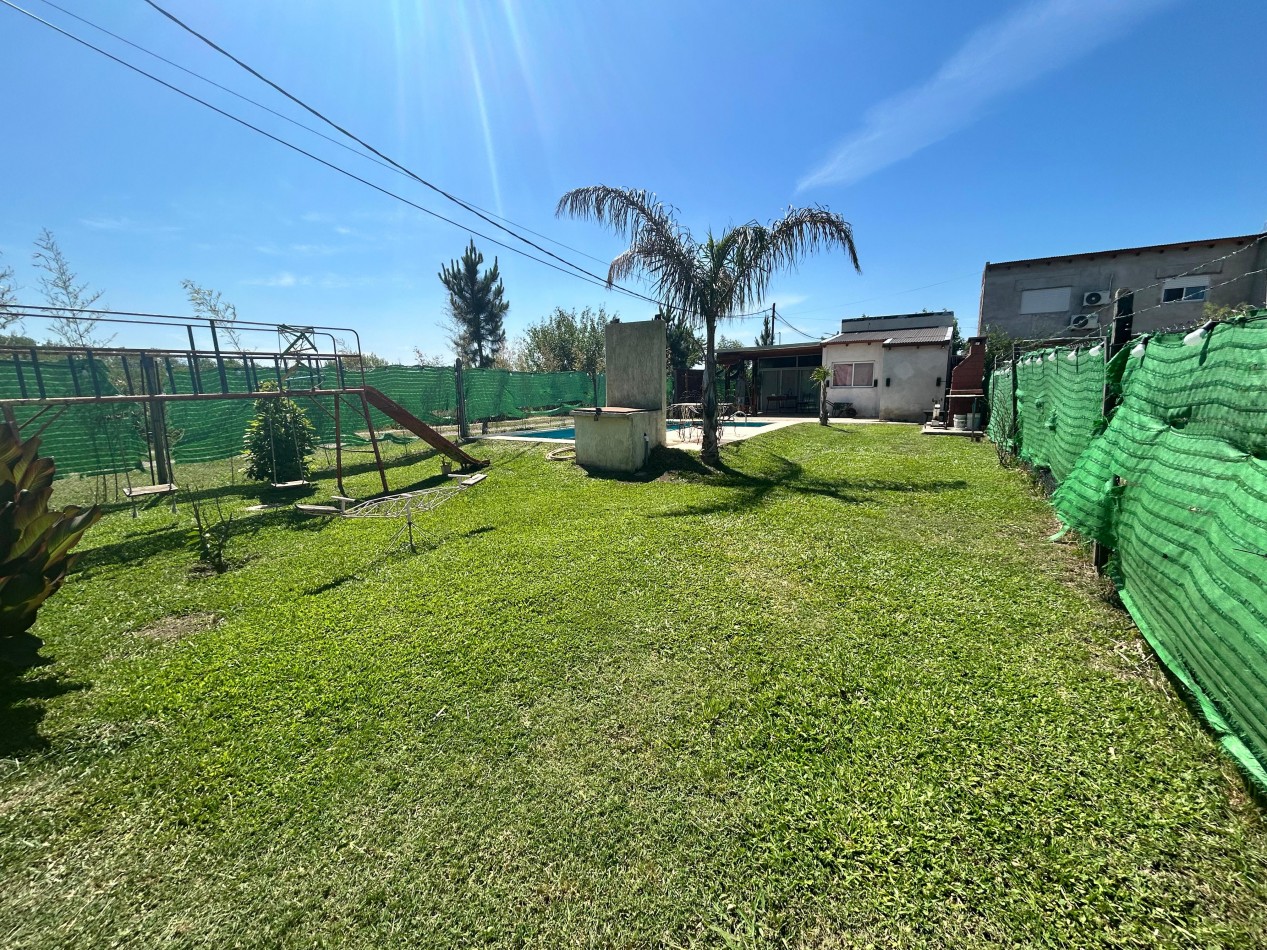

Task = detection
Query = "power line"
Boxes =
[137,0,650,294]
[0,0,652,304]
[130,0,774,322]
[33,0,617,271]
[773,310,819,341]
[2,0,789,324]
[778,272,980,318]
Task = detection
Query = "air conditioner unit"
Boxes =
[1082,290,1109,307]
[1069,313,1099,330]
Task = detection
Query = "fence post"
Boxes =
[1093,313,1134,570]
[1009,343,1020,455]
[454,358,469,440]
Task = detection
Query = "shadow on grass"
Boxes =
[0,636,89,758]
[75,507,298,574]
[585,443,968,517]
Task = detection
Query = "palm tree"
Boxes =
[810,365,831,426]
[557,187,860,463]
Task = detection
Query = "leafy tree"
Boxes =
[662,307,702,376]
[558,187,859,463]
[32,230,113,347]
[182,279,244,350]
[0,251,18,333]
[1,426,102,639]
[518,306,612,371]
[438,240,508,368]
[335,339,388,372]
[982,325,1016,379]
[717,335,745,350]
[243,382,316,484]
[412,348,451,367]
[810,365,831,426]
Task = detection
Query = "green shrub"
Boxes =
[0,426,102,637]
[243,382,316,484]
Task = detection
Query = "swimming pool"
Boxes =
[498,420,771,441]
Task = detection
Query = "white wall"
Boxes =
[823,340,883,416]
[878,345,948,421]
[823,340,949,421]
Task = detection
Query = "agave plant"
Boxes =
[1,425,102,637]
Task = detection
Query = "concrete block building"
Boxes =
[979,233,1267,340]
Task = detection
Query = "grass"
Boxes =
[2,423,1265,947]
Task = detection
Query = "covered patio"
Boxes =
[714,342,824,415]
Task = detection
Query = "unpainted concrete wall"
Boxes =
[573,410,663,472]
[980,238,1267,340]
[605,319,667,414]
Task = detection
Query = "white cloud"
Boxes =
[245,271,306,288]
[770,293,809,309]
[79,216,181,235]
[797,0,1176,191]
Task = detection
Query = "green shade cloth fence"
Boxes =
[990,312,1267,790]
[0,359,604,477]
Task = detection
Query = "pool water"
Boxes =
[502,420,771,441]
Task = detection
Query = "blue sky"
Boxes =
[1,0,1264,361]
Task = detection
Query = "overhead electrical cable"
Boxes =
[137,0,684,297]
[2,0,793,322]
[0,0,650,301]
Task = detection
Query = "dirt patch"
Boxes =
[135,612,221,641]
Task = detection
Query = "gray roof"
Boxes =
[823,325,954,346]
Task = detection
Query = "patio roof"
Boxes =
[715,342,822,364]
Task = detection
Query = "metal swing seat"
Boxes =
[265,398,310,490]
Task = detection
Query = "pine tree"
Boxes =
[438,241,508,368]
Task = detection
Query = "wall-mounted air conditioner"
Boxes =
[1069,313,1099,330]
[1081,290,1109,307]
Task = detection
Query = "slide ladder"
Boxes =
[361,387,487,469]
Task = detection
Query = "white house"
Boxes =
[715,312,959,422]
[821,313,956,421]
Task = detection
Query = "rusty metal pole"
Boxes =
[140,354,173,486]
[334,393,345,497]
[359,390,390,494]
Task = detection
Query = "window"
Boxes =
[1161,276,1209,303]
[1020,286,1072,314]
[832,361,874,387]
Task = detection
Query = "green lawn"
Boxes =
[3,424,1265,947]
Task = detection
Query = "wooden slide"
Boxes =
[362,387,487,470]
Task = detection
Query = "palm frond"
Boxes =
[557,186,699,304]
[725,206,861,314]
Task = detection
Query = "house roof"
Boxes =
[823,325,954,346]
[714,342,822,362]
[984,233,1265,270]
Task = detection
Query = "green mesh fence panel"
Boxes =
[1047,313,1267,788]
[1013,345,1106,483]
[461,368,597,423]
[985,368,1016,451]
[362,365,460,429]
[166,365,254,465]
[0,354,146,477]
[0,355,607,476]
